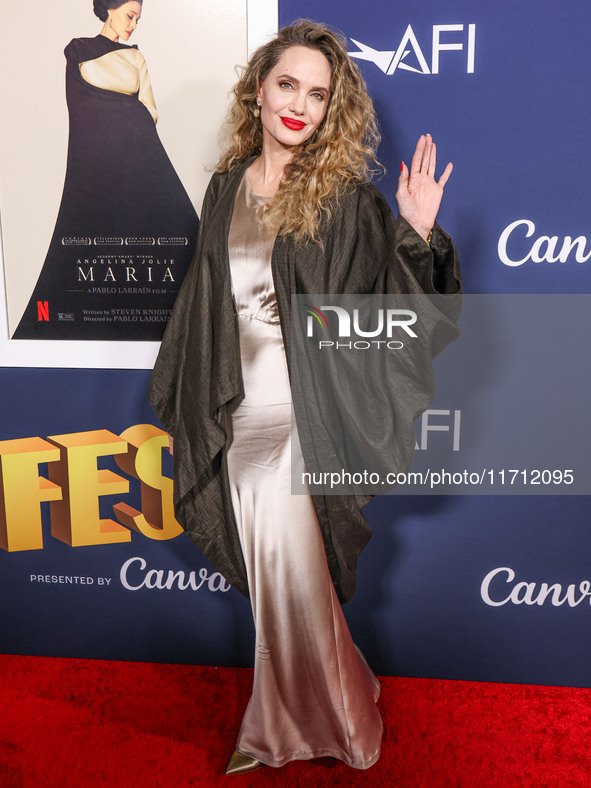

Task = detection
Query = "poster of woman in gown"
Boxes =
[0,0,247,348]
[13,1,198,341]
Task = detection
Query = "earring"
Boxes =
[253,99,261,118]
[108,15,113,28]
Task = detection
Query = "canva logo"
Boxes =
[498,220,591,267]
[348,24,476,75]
[303,304,418,350]
[481,566,591,607]
[120,556,230,593]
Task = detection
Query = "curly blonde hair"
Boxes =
[217,20,382,244]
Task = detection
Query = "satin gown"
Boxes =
[225,172,383,769]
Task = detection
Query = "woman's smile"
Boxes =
[280,117,306,130]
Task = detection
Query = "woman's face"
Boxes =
[108,1,142,41]
[257,46,332,154]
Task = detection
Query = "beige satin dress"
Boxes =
[225,172,383,769]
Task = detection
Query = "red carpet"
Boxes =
[1,654,590,787]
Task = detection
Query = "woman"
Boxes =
[14,0,198,341]
[149,21,460,774]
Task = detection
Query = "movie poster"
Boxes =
[0,0,248,357]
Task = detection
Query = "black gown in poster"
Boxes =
[14,34,199,340]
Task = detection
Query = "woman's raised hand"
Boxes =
[396,134,453,242]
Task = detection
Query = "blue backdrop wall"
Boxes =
[1,0,590,687]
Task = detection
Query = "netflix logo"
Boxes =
[37,301,49,321]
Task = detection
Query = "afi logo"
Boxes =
[349,24,476,75]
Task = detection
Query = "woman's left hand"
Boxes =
[396,134,453,242]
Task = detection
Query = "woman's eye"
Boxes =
[279,81,293,90]
[311,92,326,101]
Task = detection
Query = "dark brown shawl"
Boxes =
[148,158,461,603]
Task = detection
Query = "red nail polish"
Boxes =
[400,161,404,172]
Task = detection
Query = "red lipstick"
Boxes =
[280,117,306,131]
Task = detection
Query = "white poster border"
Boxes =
[0,0,278,370]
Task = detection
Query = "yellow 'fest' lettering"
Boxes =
[113,424,182,541]
[47,429,131,547]
[0,425,179,552]
[0,437,62,551]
